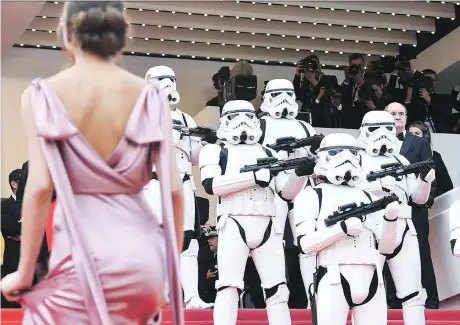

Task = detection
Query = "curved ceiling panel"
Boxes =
[15,1,457,68]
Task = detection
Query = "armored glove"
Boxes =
[202,132,219,144]
[294,158,316,177]
[309,134,325,155]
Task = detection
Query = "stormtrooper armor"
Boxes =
[259,79,317,304]
[295,133,400,325]
[450,200,460,257]
[143,66,212,309]
[357,111,436,325]
[200,100,310,325]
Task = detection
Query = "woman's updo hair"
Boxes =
[64,1,128,59]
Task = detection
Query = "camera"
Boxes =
[412,71,434,93]
[210,265,218,273]
[302,57,319,73]
[212,67,230,90]
[218,74,258,108]
[348,64,361,76]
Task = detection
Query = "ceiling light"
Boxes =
[377,12,380,14]
[313,22,317,25]
[206,29,209,31]
[298,21,301,24]
[221,30,225,33]
[190,27,193,30]
[311,37,315,39]
[373,27,377,30]
[388,28,392,31]
[176,40,180,43]
[177,54,180,57]
[236,31,240,33]
[161,39,164,41]
[281,34,285,37]
[398,43,402,46]
[367,54,371,56]
[155,10,159,13]
[361,10,365,13]
[252,32,255,35]
[284,4,287,7]
[204,13,208,16]
[173,26,177,29]
[220,15,224,18]
[207,57,210,59]
[36,45,40,47]
[131,51,134,54]
[267,33,271,36]
[300,5,303,8]
[296,48,300,51]
[310,49,314,52]
[236,16,239,19]
[279,61,283,64]
[206,42,210,45]
[341,39,344,42]
[236,58,240,61]
[322,64,325,66]
[381,55,385,57]
[20,44,23,46]
[407,14,411,17]
[148,53,151,55]
[142,24,145,26]
[297,35,300,38]
[403,29,406,32]
[355,40,359,43]
[48,30,52,33]
[158,25,162,28]
[52,46,56,49]
[392,13,395,16]
[339,51,343,54]
[265,60,268,63]
[222,58,225,60]
[422,15,425,18]
[222,43,225,46]
[268,2,271,5]
[54,1,58,4]
[42,16,47,18]
[251,60,254,62]
[237,44,241,47]
[32,29,36,32]
[129,36,132,39]
[326,38,330,41]
[343,25,347,27]
[325,50,329,53]
[417,30,420,33]
[436,17,440,19]
[188,13,192,15]
[359,26,362,28]
[346,9,350,12]
[315,7,319,9]
[267,19,271,21]
[139,8,142,11]
[144,38,148,40]
[413,44,417,47]
[281,48,285,50]
[370,41,374,44]
[328,24,332,26]
[252,45,255,48]
[384,42,388,45]
[331,8,335,11]
[192,55,195,58]
[252,17,255,20]
[266,46,270,49]
[431,31,435,34]
[336,65,339,68]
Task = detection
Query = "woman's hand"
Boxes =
[1,271,32,302]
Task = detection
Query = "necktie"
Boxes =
[397,133,404,141]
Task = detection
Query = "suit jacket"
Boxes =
[399,133,432,164]
[432,151,453,197]
[1,196,21,277]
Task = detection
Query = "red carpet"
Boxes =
[2,308,459,324]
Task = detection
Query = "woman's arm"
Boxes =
[17,87,54,285]
[155,96,184,254]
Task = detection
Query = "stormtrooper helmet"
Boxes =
[314,133,364,186]
[260,79,299,119]
[217,100,262,145]
[357,111,398,157]
[145,66,180,106]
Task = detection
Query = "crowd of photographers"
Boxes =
[208,54,460,134]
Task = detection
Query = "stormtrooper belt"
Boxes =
[318,247,383,286]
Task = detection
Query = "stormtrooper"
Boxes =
[144,65,215,309]
[295,133,401,325]
[450,200,460,257]
[356,110,435,325]
[259,79,321,305]
[199,100,314,325]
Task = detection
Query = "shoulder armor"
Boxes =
[199,144,222,169]
[394,153,410,166]
[298,120,316,137]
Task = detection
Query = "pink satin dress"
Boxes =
[20,79,183,325]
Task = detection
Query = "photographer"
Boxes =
[293,55,338,127]
[359,71,393,112]
[404,69,456,133]
[206,66,230,108]
[341,53,367,129]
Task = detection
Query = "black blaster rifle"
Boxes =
[240,156,314,175]
[366,158,435,182]
[172,119,217,139]
[266,136,315,152]
[324,193,400,227]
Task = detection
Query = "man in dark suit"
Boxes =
[385,102,439,309]
[1,169,23,308]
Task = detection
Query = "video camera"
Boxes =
[218,74,258,108]
[411,71,434,93]
[212,67,230,90]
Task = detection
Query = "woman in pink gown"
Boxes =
[1,2,184,324]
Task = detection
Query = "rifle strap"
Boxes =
[259,118,267,144]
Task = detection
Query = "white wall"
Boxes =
[1,47,345,196]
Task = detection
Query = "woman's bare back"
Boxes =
[45,64,146,161]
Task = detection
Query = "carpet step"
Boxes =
[3,322,460,325]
